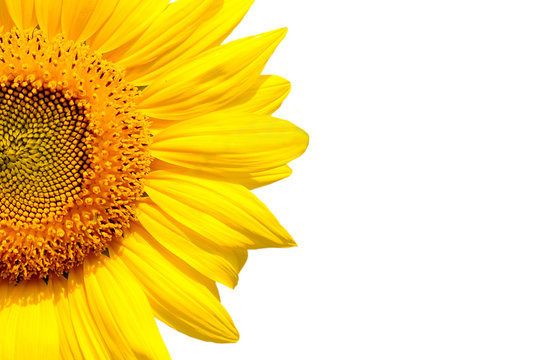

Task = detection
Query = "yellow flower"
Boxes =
[0,0,308,358]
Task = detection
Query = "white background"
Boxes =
[161,1,540,359]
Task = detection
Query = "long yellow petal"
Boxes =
[137,28,286,119]
[52,274,110,359]
[117,230,240,343]
[35,0,62,37]
[127,0,254,84]
[3,0,36,30]
[137,202,247,288]
[83,253,171,359]
[52,278,82,360]
[87,0,169,53]
[146,170,296,249]
[148,75,291,133]
[151,158,293,190]
[60,0,119,43]
[106,0,218,68]
[151,111,309,175]
[0,280,60,360]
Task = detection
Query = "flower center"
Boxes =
[0,29,150,283]
[0,85,90,222]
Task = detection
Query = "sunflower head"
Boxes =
[0,0,308,358]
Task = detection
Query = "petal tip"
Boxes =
[271,27,288,42]
[295,128,310,156]
[254,27,288,47]
[224,327,240,343]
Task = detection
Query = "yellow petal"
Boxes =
[3,0,36,30]
[127,0,254,84]
[117,230,240,343]
[0,0,16,31]
[106,0,218,68]
[151,157,293,190]
[35,0,62,37]
[147,75,291,133]
[151,111,309,175]
[60,0,119,43]
[137,202,247,288]
[146,170,296,249]
[52,274,110,359]
[0,280,60,360]
[83,253,171,360]
[137,28,287,119]
[87,0,169,53]
[238,165,294,189]
[223,75,292,115]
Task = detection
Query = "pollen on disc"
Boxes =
[0,29,150,283]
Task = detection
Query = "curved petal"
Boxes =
[0,279,60,359]
[86,0,169,53]
[35,0,63,37]
[117,230,240,343]
[138,28,286,120]
[106,0,219,68]
[137,202,247,288]
[60,0,119,43]
[145,170,296,249]
[3,0,36,30]
[83,252,171,359]
[150,111,309,175]
[127,0,254,84]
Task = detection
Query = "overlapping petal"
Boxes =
[41,0,170,52]
[0,280,60,359]
[147,74,292,135]
[126,0,255,84]
[237,165,294,189]
[223,75,292,115]
[137,28,287,119]
[52,272,110,359]
[0,0,16,31]
[82,252,171,359]
[35,0,62,37]
[2,0,36,30]
[59,0,119,43]
[137,202,247,288]
[106,0,220,70]
[86,0,169,53]
[151,159,293,190]
[150,111,309,175]
[145,169,296,249]
[117,230,240,343]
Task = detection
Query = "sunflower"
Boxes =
[0,0,308,358]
